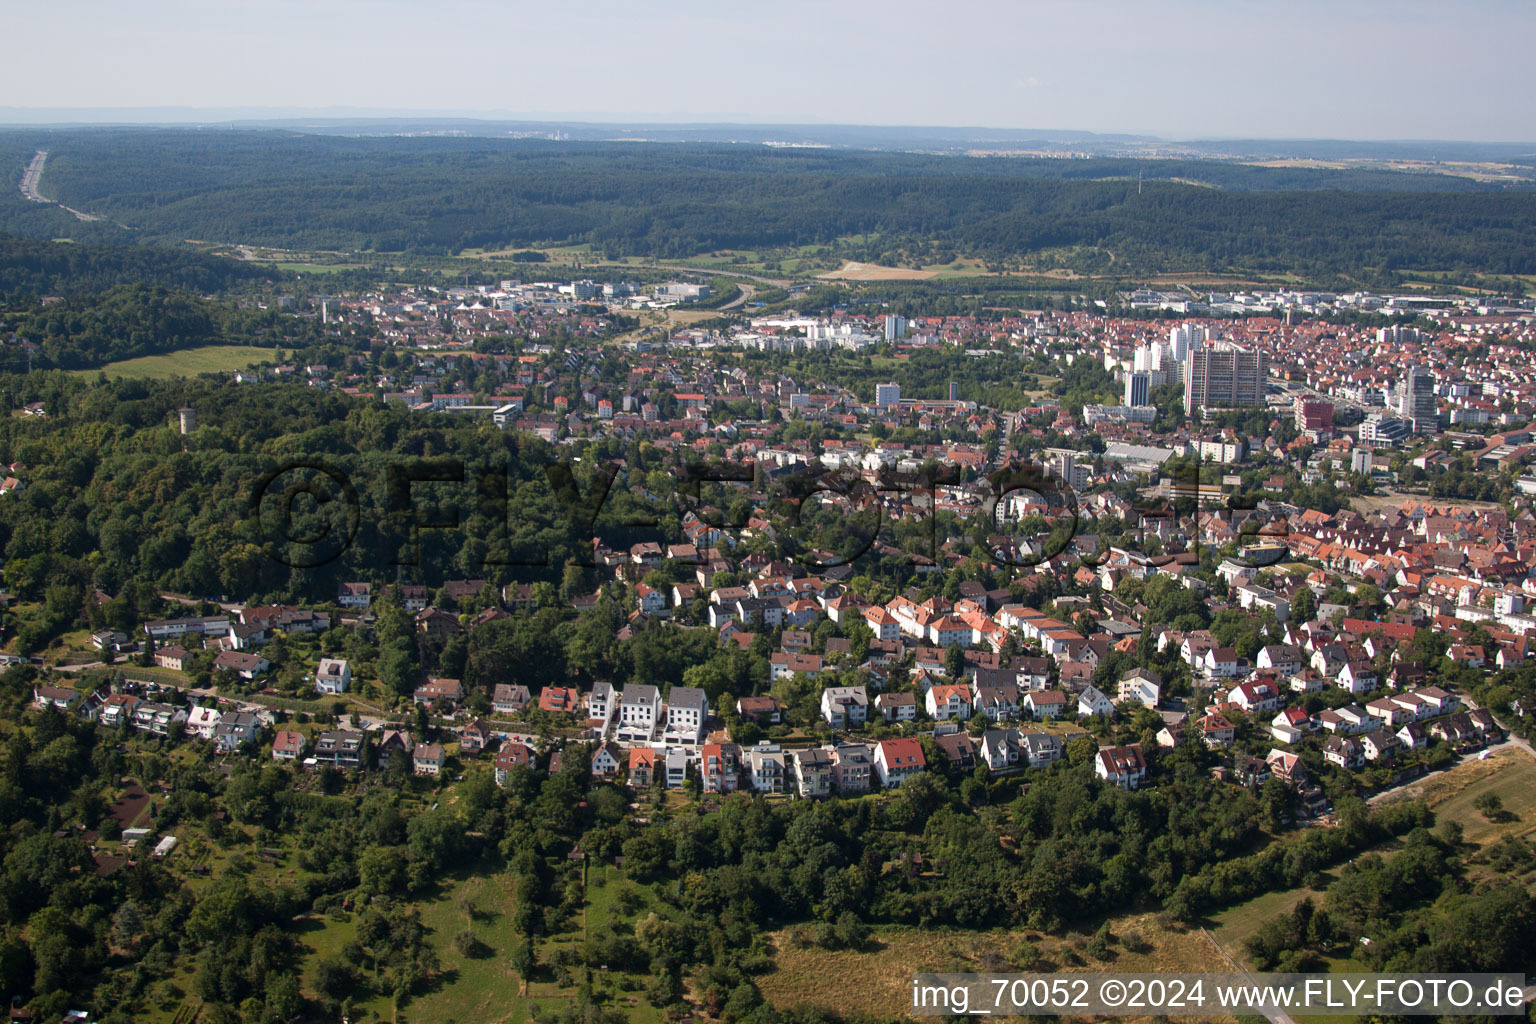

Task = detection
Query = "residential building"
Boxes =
[315,658,351,694]
[272,730,307,761]
[664,686,709,745]
[415,677,463,707]
[1184,342,1266,415]
[493,684,531,715]
[1095,743,1147,789]
[831,743,874,794]
[793,747,834,797]
[745,743,787,793]
[213,712,261,751]
[495,743,535,785]
[617,685,662,742]
[874,691,917,722]
[925,684,971,721]
[821,686,869,729]
[701,742,740,793]
[312,730,364,769]
[412,743,446,776]
[627,747,656,788]
[874,737,926,787]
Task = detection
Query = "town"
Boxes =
[13,280,1536,835]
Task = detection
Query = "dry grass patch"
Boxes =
[818,261,937,281]
[1394,746,1536,850]
[758,912,1234,1021]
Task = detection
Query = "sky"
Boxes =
[4,0,1534,141]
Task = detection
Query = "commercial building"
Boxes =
[1294,398,1334,434]
[1124,370,1150,408]
[1359,413,1412,446]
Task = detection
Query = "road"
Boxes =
[18,150,48,202]
[585,259,793,290]
[1203,705,1536,1019]
[718,282,756,310]
[17,148,106,222]
[157,590,244,614]
[1363,733,1522,807]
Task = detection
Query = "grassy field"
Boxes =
[758,912,1239,1022]
[1210,747,1536,963]
[289,859,672,1024]
[1388,745,1536,851]
[73,345,274,380]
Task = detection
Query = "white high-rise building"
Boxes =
[884,315,907,342]
[1051,450,1090,490]
[875,382,901,408]
[1168,324,1209,362]
[1377,325,1421,346]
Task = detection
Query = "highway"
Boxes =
[18,149,48,202]
[718,282,756,310]
[16,148,107,222]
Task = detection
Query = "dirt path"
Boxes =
[1201,927,1301,1024]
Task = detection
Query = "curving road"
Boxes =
[718,282,756,310]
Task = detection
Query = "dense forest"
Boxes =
[0,285,324,371]
[0,376,701,616]
[4,131,1535,278]
[0,232,281,302]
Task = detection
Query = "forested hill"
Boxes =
[4,129,1535,277]
[0,232,280,302]
[0,376,595,614]
[0,285,321,371]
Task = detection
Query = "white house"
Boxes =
[315,658,351,694]
[616,684,662,742]
[187,705,222,740]
[873,738,926,787]
[1077,685,1115,718]
[1230,680,1281,714]
[874,691,917,722]
[925,684,971,721]
[1095,744,1147,789]
[588,681,616,723]
[1257,644,1305,675]
[634,582,669,616]
[820,686,869,729]
[1203,647,1242,678]
[663,687,709,745]
[1023,690,1069,718]
[979,728,1021,772]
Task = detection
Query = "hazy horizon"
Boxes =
[3,0,1534,143]
[0,109,1534,147]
